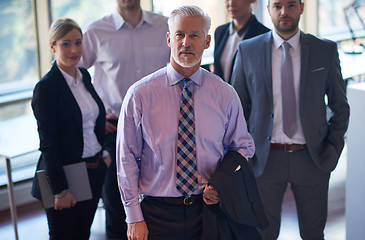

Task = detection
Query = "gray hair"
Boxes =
[168,5,211,36]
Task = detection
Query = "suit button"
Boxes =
[271,113,274,118]
[267,136,271,140]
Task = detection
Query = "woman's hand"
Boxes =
[54,190,77,210]
[203,184,220,205]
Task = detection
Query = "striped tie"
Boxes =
[176,78,198,197]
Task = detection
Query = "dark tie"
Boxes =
[281,42,297,138]
[176,78,198,197]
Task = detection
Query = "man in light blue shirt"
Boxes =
[117,5,254,240]
[79,0,170,238]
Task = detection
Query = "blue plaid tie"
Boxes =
[176,78,198,197]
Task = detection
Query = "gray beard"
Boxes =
[172,54,201,68]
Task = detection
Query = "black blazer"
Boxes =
[31,62,106,200]
[202,151,269,240]
[213,14,270,83]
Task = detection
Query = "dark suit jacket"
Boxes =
[202,151,269,240]
[213,14,270,83]
[231,31,350,177]
[31,62,106,199]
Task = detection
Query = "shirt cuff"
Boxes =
[125,203,144,223]
[235,148,250,161]
[102,150,109,158]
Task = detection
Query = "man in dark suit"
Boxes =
[214,0,269,83]
[231,0,350,239]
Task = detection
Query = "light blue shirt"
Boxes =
[80,10,170,116]
[116,64,255,223]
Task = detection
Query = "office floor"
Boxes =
[0,149,346,240]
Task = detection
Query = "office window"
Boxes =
[318,0,365,41]
[0,0,37,121]
[51,0,116,28]
[0,0,37,86]
[0,0,38,185]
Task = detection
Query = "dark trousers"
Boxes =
[141,195,203,240]
[45,160,107,240]
[256,149,330,240]
[103,121,127,239]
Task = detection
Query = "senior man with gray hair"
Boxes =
[116,5,255,240]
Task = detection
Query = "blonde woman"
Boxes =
[31,18,110,239]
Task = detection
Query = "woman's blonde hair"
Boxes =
[49,18,82,45]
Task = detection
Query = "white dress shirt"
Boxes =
[80,10,170,117]
[59,67,102,158]
[271,30,306,144]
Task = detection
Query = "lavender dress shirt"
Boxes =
[80,10,170,117]
[116,64,255,223]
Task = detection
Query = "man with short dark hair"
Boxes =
[231,0,349,239]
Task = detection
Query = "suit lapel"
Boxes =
[53,63,83,132]
[216,25,230,63]
[299,32,310,106]
[244,15,259,40]
[82,70,103,114]
[263,32,274,108]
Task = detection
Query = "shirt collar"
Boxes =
[59,66,82,87]
[228,22,235,36]
[141,11,153,26]
[228,14,253,37]
[272,29,301,50]
[166,64,202,87]
[112,9,152,30]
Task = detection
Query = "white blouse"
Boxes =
[59,67,102,158]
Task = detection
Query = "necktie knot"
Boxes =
[282,41,291,53]
[183,78,191,89]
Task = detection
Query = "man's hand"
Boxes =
[127,221,148,240]
[203,184,220,205]
[105,115,118,134]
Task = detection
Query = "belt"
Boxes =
[270,143,307,152]
[144,194,202,206]
[83,152,101,169]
